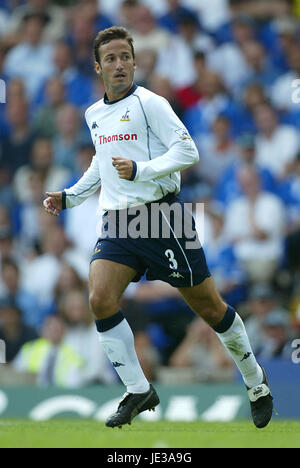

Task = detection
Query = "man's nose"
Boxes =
[115,58,124,69]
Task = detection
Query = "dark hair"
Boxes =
[94,26,135,65]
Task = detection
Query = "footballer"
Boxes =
[43,27,273,429]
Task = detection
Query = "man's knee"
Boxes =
[89,290,119,319]
[197,302,227,327]
[188,295,227,327]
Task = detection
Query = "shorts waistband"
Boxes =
[103,192,180,217]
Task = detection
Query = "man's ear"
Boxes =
[94,61,102,76]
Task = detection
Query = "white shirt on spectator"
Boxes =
[208,43,250,91]
[225,192,285,263]
[99,0,168,20]
[156,35,197,89]
[255,125,300,178]
[156,34,214,89]
[184,0,230,31]
[21,250,89,309]
[132,27,171,55]
[65,192,100,257]
[4,42,55,100]
[65,324,117,385]
[271,71,300,111]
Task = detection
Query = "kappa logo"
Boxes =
[92,122,99,129]
[112,361,125,368]
[253,387,263,397]
[241,352,252,362]
[169,272,184,279]
[120,108,131,122]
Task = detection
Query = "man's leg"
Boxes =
[89,258,150,394]
[178,276,263,387]
[90,258,160,427]
[178,277,273,428]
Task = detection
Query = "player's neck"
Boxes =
[105,82,134,103]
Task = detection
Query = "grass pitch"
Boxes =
[0,419,299,448]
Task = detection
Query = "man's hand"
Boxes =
[43,192,63,217]
[112,157,134,180]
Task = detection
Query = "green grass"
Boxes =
[0,419,299,448]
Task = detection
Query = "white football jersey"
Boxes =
[63,85,199,212]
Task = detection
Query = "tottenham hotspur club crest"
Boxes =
[120,108,131,122]
[92,121,99,129]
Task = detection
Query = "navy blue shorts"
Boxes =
[90,193,211,288]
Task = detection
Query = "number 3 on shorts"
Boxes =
[165,249,178,270]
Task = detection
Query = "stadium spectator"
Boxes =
[67,8,96,77]
[244,283,282,353]
[134,49,157,88]
[238,39,280,96]
[0,5,8,39]
[214,132,278,208]
[54,262,87,305]
[208,15,256,92]
[12,315,85,388]
[41,41,94,108]
[52,104,87,171]
[0,298,38,362]
[258,309,294,359]
[147,74,184,119]
[159,0,198,34]
[284,156,300,277]
[195,114,239,186]
[59,288,117,384]
[238,82,268,134]
[271,42,300,112]
[21,224,89,312]
[131,5,171,55]
[64,145,100,257]
[202,203,248,307]
[169,317,235,382]
[183,71,238,138]
[0,98,36,175]
[117,0,140,30]
[224,166,285,282]
[0,169,15,212]
[4,13,55,101]
[174,51,207,111]
[254,102,300,179]
[13,137,70,204]
[156,14,214,89]
[75,0,113,32]
[6,77,27,103]
[0,259,43,331]
[5,0,66,43]
[33,77,66,138]
[0,227,20,268]
[189,0,230,33]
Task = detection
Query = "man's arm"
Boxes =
[134,94,199,181]
[111,94,199,182]
[43,155,101,216]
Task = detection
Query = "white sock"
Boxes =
[216,311,263,388]
[97,315,150,394]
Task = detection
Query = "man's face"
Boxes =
[95,39,136,95]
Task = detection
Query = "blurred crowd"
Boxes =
[0,0,300,388]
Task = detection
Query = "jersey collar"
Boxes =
[104,83,138,105]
